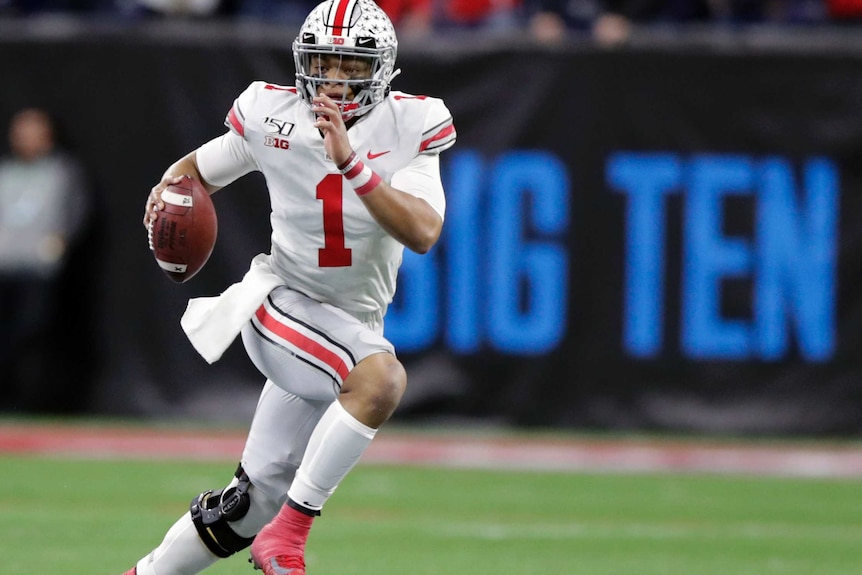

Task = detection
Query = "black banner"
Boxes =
[1,26,860,434]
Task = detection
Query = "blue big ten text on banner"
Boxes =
[608,152,839,362]
[385,150,571,356]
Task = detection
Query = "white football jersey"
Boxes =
[196,81,456,318]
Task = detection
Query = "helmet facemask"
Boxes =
[293,35,396,121]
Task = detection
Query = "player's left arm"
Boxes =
[354,161,443,254]
[313,94,453,254]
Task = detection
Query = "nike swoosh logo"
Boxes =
[269,558,294,575]
[367,150,390,160]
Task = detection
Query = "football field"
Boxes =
[1,420,861,575]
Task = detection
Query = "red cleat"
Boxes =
[251,554,305,575]
[249,504,315,575]
[121,568,136,575]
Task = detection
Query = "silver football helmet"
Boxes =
[293,0,399,120]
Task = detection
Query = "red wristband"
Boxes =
[353,171,382,196]
[337,152,358,173]
[342,158,381,196]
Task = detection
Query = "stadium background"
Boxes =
[1,21,860,436]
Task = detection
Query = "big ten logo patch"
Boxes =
[264,136,291,150]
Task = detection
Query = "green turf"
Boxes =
[2,455,861,575]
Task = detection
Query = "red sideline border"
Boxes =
[2,420,862,478]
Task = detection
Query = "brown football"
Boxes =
[149,175,217,283]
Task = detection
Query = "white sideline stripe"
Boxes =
[162,189,193,207]
[425,520,862,542]
[2,423,862,478]
[362,436,862,478]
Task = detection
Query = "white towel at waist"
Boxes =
[180,253,284,363]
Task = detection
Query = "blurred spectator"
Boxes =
[525,0,828,46]
[0,108,94,412]
[376,0,435,36]
[443,0,521,30]
[380,0,521,36]
[827,0,862,19]
[0,0,832,30]
[525,0,599,43]
[130,0,221,17]
[0,0,95,15]
[232,0,317,23]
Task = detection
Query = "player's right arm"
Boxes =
[142,135,256,230]
[144,83,261,230]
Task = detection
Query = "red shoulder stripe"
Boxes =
[227,106,244,137]
[420,124,456,152]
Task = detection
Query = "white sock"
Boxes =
[135,513,216,575]
[287,400,377,512]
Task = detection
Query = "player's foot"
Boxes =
[121,568,136,575]
[249,503,315,575]
[250,554,306,575]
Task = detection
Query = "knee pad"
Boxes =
[190,464,256,557]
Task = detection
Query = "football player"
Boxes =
[125,1,455,575]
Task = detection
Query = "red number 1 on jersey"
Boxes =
[317,174,352,267]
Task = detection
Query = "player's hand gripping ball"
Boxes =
[148,175,217,283]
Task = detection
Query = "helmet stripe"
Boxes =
[328,0,358,36]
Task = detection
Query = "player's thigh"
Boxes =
[241,286,394,401]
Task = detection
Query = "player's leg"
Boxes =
[287,351,405,510]
[125,381,329,575]
[241,289,405,575]
[251,354,406,575]
[129,470,277,575]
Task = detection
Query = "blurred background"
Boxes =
[1,0,861,437]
